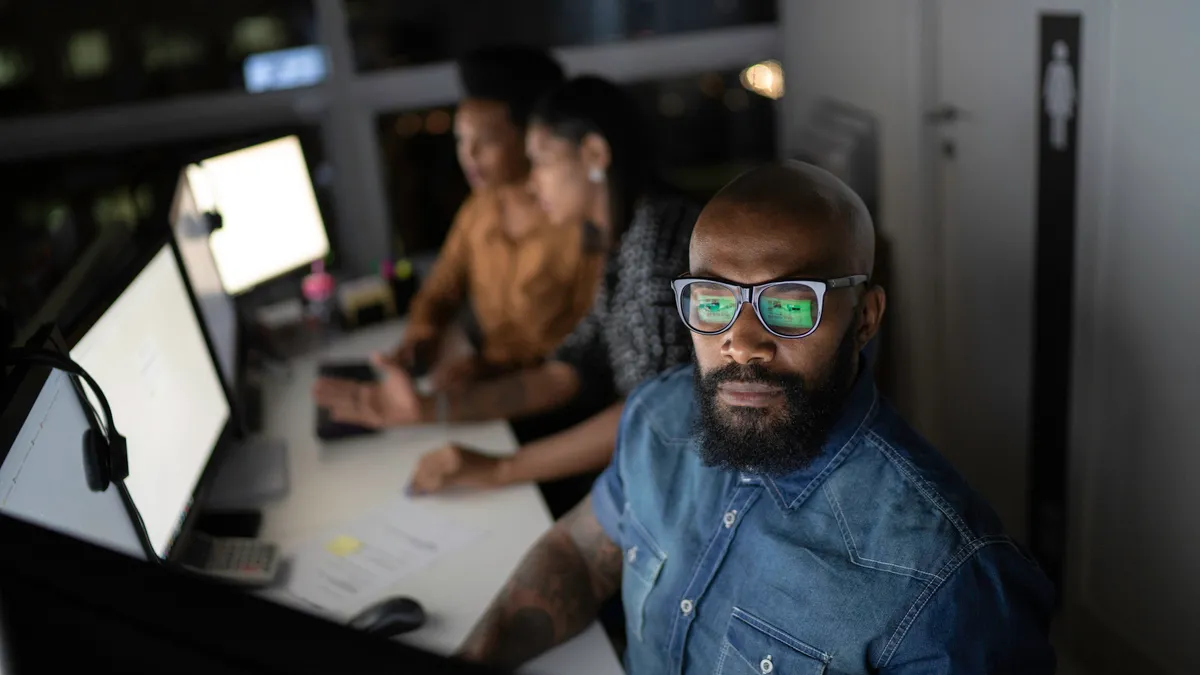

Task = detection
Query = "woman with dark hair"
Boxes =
[524,75,656,249]
[315,76,698,514]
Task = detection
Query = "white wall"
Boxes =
[782,1,1200,673]
[1067,1,1200,672]
[780,0,944,445]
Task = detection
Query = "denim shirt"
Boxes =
[591,364,1056,675]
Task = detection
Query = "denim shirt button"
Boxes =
[627,546,638,563]
[760,655,774,674]
[723,510,737,528]
[679,598,694,615]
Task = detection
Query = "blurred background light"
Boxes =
[740,58,784,99]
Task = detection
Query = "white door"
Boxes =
[929,0,1109,544]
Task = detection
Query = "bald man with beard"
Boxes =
[455,162,1056,675]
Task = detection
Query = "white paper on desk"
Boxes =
[282,498,483,617]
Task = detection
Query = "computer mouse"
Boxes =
[348,596,426,637]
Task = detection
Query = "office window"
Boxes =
[92,186,153,231]
[142,27,208,72]
[0,48,29,88]
[65,31,112,80]
[346,0,776,71]
[375,67,777,256]
[376,106,469,256]
[628,69,778,201]
[230,16,291,57]
[0,1,316,119]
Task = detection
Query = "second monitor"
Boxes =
[69,246,233,559]
[185,135,331,297]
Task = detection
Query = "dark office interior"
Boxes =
[1,2,1197,674]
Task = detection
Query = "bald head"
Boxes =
[692,161,875,281]
[684,163,888,476]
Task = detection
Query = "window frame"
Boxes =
[0,0,779,275]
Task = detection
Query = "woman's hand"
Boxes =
[312,352,423,428]
[408,445,512,495]
[387,329,440,374]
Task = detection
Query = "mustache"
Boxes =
[699,362,806,391]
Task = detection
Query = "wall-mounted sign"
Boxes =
[1030,12,1083,590]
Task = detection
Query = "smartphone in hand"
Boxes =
[315,361,380,440]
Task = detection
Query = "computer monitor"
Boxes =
[70,246,230,558]
[170,171,239,391]
[0,326,144,559]
[186,135,330,296]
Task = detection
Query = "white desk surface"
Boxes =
[254,319,623,675]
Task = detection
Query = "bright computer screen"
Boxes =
[70,246,230,557]
[186,135,330,295]
[0,369,144,559]
[171,174,238,387]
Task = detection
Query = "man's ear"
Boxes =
[855,285,887,351]
[579,132,612,174]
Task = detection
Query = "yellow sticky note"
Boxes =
[325,535,362,557]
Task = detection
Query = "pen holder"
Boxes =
[389,275,417,317]
[383,259,417,317]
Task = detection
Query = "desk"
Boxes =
[254,320,623,675]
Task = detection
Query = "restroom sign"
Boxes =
[1043,40,1077,151]
[1029,12,1082,592]
[1039,16,1082,155]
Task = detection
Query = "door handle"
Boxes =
[925,104,970,126]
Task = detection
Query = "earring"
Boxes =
[588,167,605,184]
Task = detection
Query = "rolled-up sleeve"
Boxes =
[589,403,628,543]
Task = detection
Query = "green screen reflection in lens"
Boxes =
[762,298,814,329]
[695,294,737,325]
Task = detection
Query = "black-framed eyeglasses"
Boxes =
[670,275,870,339]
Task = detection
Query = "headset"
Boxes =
[2,346,159,564]
[4,348,127,492]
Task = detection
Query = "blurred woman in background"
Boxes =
[315,75,699,516]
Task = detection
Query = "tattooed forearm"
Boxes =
[448,362,580,422]
[566,497,623,602]
[488,608,555,667]
[458,497,622,668]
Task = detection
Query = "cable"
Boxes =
[114,479,160,565]
[76,393,160,565]
[6,350,120,459]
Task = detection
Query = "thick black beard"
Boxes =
[692,325,860,477]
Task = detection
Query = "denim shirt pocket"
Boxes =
[619,507,667,642]
[715,607,833,675]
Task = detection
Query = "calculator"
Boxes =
[179,532,282,588]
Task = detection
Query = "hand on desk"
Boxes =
[312,352,422,428]
[409,445,509,495]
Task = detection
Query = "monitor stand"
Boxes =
[204,436,289,511]
[239,379,266,433]
[194,509,263,538]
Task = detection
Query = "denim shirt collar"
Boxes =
[736,357,880,512]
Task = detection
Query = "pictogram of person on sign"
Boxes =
[1043,40,1077,151]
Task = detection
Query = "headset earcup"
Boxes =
[82,428,111,492]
